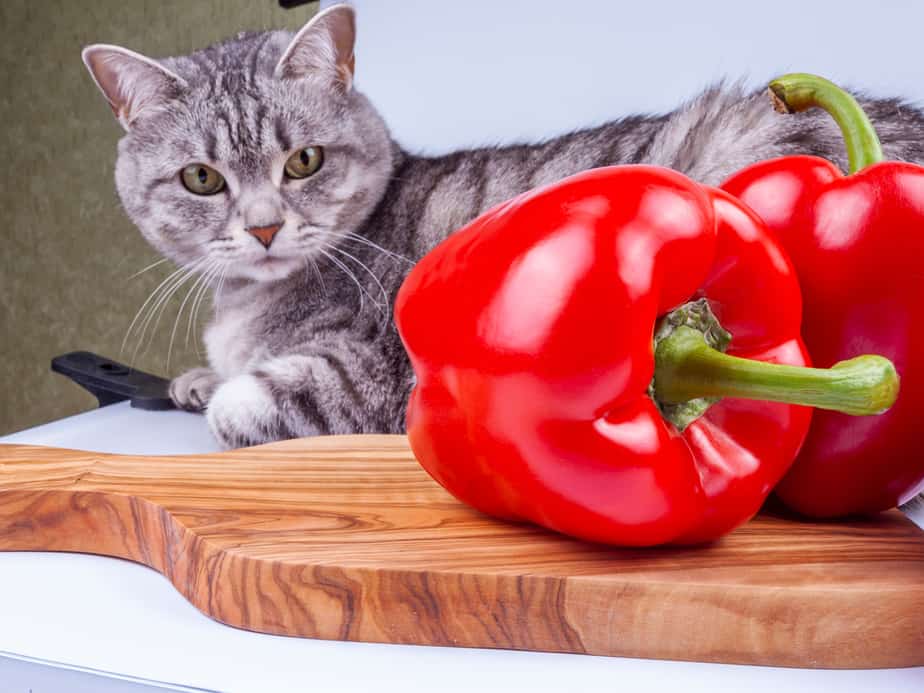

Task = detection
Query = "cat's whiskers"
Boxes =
[165,269,208,371]
[186,270,212,351]
[131,273,195,365]
[302,254,327,297]
[213,264,230,316]
[131,259,210,366]
[315,246,384,316]
[166,260,221,371]
[325,244,391,320]
[121,259,207,360]
[188,261,225,352]
[345,231,414,265]
[193,263,230,358]
[126,257,169,281]
[311,227,414,265]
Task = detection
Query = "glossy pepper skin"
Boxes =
[395,165,815,546]
[722,74,924,517]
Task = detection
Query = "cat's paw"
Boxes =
[169,367,220,412]
[206,373,284,449]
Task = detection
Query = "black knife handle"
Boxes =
[51,351,175,411]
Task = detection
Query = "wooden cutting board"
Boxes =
[1,435,922,668]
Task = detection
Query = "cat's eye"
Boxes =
[180,164,226,195]
[284,146,324,179]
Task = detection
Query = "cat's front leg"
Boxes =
[169,367,221,412]
[205,348,396,449]
[205,372,294,448]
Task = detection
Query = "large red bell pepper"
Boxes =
[395,165,897,546]
[722,73,924,517]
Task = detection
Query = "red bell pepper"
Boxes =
[395,165,897,546]
[722,73,924,518]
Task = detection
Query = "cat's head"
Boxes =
[83,4,394,282]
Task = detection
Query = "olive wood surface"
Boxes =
[1,435,922,668]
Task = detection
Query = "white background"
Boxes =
[343,0,924,154]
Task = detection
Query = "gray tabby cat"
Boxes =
[83,4,924,449]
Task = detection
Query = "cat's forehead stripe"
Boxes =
[275,118,292,153]
[247,32,275,84]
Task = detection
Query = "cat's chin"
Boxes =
[235,256,302,283]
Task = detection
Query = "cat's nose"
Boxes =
[246,222,283,249]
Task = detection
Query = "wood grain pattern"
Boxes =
[1,435,922,668]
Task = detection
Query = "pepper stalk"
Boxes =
[768,72,884,174]
[651,300,899,430]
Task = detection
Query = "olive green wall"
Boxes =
[0,0,319,434]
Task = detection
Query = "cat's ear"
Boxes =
[275,4,356,92]
[82,44,187,131]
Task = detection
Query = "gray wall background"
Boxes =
[0,0,319,435]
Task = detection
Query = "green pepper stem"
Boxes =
[654,326,899,416]
[769,73,884,174]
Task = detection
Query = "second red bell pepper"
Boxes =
[722,74,924,517]
[395,165,897,546]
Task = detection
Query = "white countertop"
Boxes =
[1,402,923,692]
